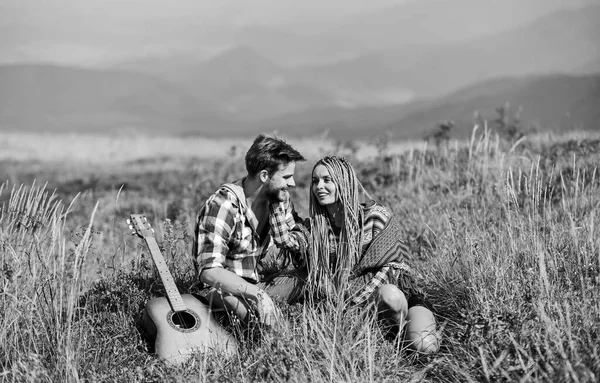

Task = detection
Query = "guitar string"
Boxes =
[130,217,199,354]
[134,217,227,357]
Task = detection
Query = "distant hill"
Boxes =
[579,56,600,74]
[253,100,429,138]
[124,45,413,120]
[229,3,600,117]
[305,3,600,102]
[386,73,600,139]
[177,46,337,120]
[387,4,600,98]
[324,0,597,50]
[101,4,599,124]
[0,64,237,135]
[263,73,600,140]
[194,45,285,86]
[226,25,361,67]
[1,65,597,140]
[295,55,413,98]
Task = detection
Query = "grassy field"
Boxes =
[1,127,599,382]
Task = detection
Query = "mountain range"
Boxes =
[113,2,600,120]
[0,64,237,135]
[257,73,600,140]
[0,1,599,140]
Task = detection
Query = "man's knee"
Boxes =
[261,268,307,304]
[261,246,290,271]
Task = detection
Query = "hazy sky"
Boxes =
[0,0,410,64]
[1,0,408,39]
[1,0,407,23]
[0,0,596,66]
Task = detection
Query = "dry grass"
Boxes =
[1,128,599,382]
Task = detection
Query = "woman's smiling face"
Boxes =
[312,164,337,206]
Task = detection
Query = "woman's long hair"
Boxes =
[307,156,372,300]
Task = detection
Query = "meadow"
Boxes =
[0,127,599,382]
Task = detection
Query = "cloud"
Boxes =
[0,0,407,64]
[2,0,596,65]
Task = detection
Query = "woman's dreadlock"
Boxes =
[307,156,373,300]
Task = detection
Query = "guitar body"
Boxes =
[128,214,238,365]
[141,294,238,365]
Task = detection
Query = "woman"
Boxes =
[269,156,440,353]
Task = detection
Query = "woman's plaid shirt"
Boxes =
[194,181,299,284]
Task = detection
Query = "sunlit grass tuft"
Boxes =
[1,128,599,381]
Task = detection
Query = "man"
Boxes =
[193,134,306,326]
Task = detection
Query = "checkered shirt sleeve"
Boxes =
[268,200,308,256]
[350,266,391,305]
[350,262,412,306]
[195,190,237,272]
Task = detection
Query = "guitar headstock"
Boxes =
[127,214,155,238]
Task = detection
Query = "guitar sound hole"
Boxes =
[171,311,198,330]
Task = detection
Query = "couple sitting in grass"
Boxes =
[193,134,439,353]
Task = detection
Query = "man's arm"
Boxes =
[195,191,279,324]
[195,190,245,293]
[200,267,280,326]
[199,267,263,300]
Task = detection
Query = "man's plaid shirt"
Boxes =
[269,202,409,305]
[194,180,300,284]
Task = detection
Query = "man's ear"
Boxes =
[259,170,270,183]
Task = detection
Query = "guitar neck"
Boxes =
[143,236,187,312]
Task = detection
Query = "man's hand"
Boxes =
[255,290,281,327]
[200,268,283,327]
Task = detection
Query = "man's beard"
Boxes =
[264,184,288,203]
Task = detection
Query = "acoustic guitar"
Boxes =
[127,214,238,365]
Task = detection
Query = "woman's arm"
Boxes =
[350,266,393,305]
[268,202,309,264]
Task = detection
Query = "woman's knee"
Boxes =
[405,306,440,353]
[375,284,408,317]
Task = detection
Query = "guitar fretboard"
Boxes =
[144,237,187,312]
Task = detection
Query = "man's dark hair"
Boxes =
[245,134,306,176]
